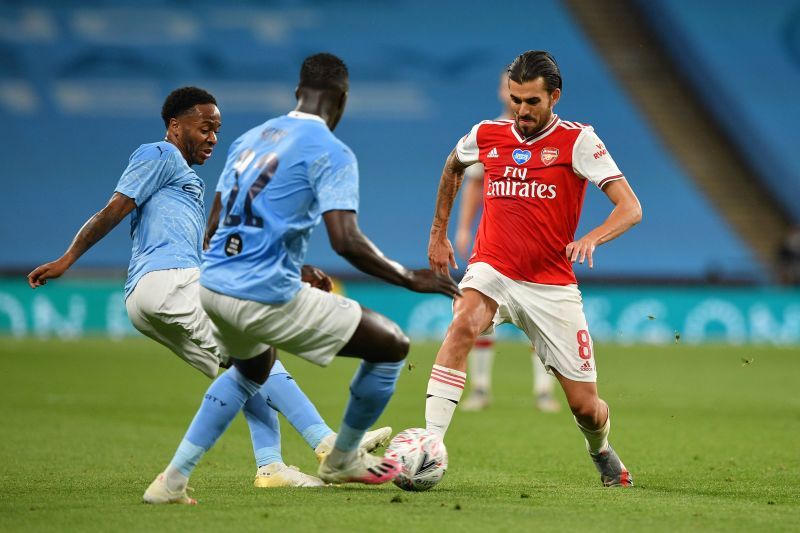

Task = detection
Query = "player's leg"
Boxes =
[144,285,278,504]
[461,335,495,411]
[261,359,391,462]
[124,269,221,378]
[532,349,560,413]
[552,373,631,487]
[242,386,325,488]
[426,288,498,438]
[314,307,408,483]
[144,349,275,504]
[519,283,631,487]
[201,285,402,485]
[126,269,317,487]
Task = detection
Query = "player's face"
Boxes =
[508,77,561,137]
[171,103,221,166]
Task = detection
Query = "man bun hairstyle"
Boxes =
[299,53,349,92]
[161,86,217,127]
[507,51,562,93]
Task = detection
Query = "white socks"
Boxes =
[576,412,610,454]
[425,364,466,438]
[468,341,494,393]
[532,353,555,396]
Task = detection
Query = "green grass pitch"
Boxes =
[1,338,799,532]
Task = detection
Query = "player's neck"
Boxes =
[294,100,335,130]
[164,135,192,166]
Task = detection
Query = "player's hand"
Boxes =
[301,264,333,292]
[454,227,472,260]
[428,235,458,276]
[27,258,70,288]
[406,269,461,298]
[566,237,598,269]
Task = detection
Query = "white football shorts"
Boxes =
[199,284,363,366]
[459,262,597,382]
[125,268,221,379]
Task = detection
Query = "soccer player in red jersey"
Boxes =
[455,70,560,413]
[426,51,642,487]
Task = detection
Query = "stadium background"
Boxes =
[2,2,800,531]
[0,0,799,343]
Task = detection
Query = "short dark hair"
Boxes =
[507,51,562,93]
[298,53,348,92]
[161,86,217,127]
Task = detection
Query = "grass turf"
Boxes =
[1,338,799,532]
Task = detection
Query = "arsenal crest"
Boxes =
[540,147,559,166]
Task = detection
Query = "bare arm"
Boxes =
[27,192,136,287]
[323,210,460,297]
[204,192,223,250]
[428,148,469,275]
[454,175,483,259]
[566,178,642,269]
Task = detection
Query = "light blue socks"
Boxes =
[169,366,261,477]
[261,359,333,449]
[335,360,403,452]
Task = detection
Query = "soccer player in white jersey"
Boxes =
[455,71,560,413]
[26,86,390,491]
[143,53,459,503]
[426,51,642,487]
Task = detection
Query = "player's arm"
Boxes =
[323,210,460,298]
[454,173,482,259]
[566,178,642,268]
[27,192,136,288]
[428,148,470,275]
[203,192,223,250]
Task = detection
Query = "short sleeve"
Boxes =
[115,146,176,205]
[463,162,485,181]
[455,123,481,165]
[572,128,624,189]
[313,145,359,213]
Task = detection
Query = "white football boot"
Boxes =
[253,462,326,488]
[142,473,196,505]
[314,426,392,462]
[318,448,401,485]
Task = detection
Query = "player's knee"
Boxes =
[384,325,410,362]
[568,397,601,422]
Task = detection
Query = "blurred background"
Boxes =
[1,0,799,344]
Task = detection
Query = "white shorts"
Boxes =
[199,285,363,366]
[125,268,221,379]
[459,262,597,382]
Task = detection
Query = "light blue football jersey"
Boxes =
[201,111,359,304]
[115,141,205,297]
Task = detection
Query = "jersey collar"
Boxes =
[510,114,560,145]
[287,110,327,125]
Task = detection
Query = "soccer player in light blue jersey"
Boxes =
[27,86,391,492]
[144,53,460,503]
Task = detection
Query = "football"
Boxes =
[384,428,448,491]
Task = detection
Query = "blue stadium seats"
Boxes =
[638,0,800,222]
[0,1,764,280]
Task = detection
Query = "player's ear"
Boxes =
[550,88,561,107]
[168,117,181,138]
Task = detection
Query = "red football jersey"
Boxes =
[455,114,624,285]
